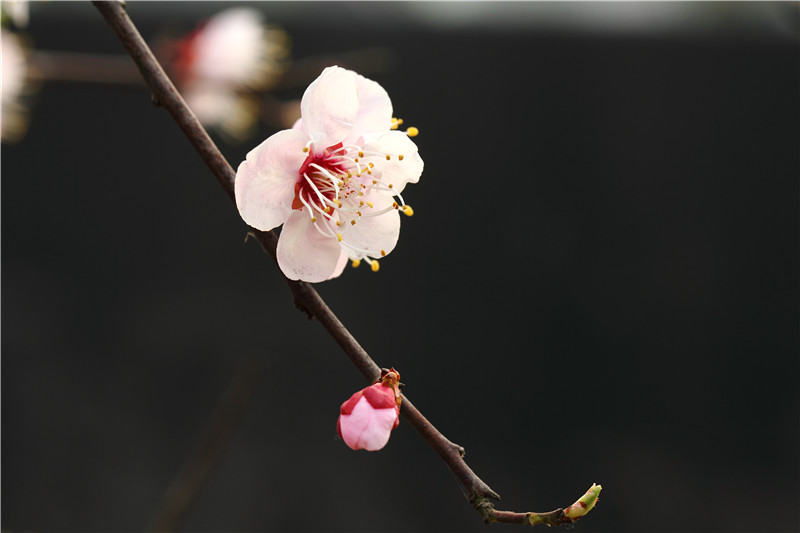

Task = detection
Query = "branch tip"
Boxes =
[476,483,602,527]
[562,483,602,521]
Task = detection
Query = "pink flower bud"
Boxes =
[337,369,401,451]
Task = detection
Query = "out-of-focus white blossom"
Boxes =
[170,8,289,141]
[1,1,29,28]
[1,29,30,143]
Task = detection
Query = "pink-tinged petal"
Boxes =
[341,194,400,260]
[345,73,393,145]
[337,396,399,451]
[276,210,343,282]
[362,131,424,194]
[326,249,349,281]
[235,129,308,231]
[301,66,359,148]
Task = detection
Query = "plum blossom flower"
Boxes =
[337,368,402,451]
[169,7,288,140]
[235,66,423,282]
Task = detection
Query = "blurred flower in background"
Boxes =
[1,1,34,144]
[165,7,290,142]
[1,31,29,143]
[1,0,28,28]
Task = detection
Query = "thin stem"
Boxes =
[148,356,263,533]
[92,1,600,526]
[29,50,143,84]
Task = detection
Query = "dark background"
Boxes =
[2,2,798,532]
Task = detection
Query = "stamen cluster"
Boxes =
[293,140,415,271]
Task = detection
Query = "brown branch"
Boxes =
[92,1,600,526]
[29,50,143,84]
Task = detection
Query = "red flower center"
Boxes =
[292,143,349,212]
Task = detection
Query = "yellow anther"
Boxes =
[371,260,380,272]
[354,158,359,163]
[369,162,374,168]
[302,146,310,153]
[398,154,405,161]
[310,216,317,223]
[386,155,391,160]
[358,151,364,158]
[392,201,399,209]
[388,184,393,188]
[402,205,414,216]
[336,232,343,242]
[351,259,361,268]
[336,220,342,226]
[380,250,386,257]
[357,211,362,216]
[335,199,342,207]
[366,201,374,208]
[406,127,419,137]
[350,219,356,225]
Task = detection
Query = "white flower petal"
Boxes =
[341,195,400,259]
[235,129,307,231]
[362,131,424,194]
[346,73,393,145]
[327,249,350,280]
[277,211,344,282]
[300,66,359,148]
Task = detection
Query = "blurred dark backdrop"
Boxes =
[2,2,798,532]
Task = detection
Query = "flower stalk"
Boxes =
[93,1,601,526]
